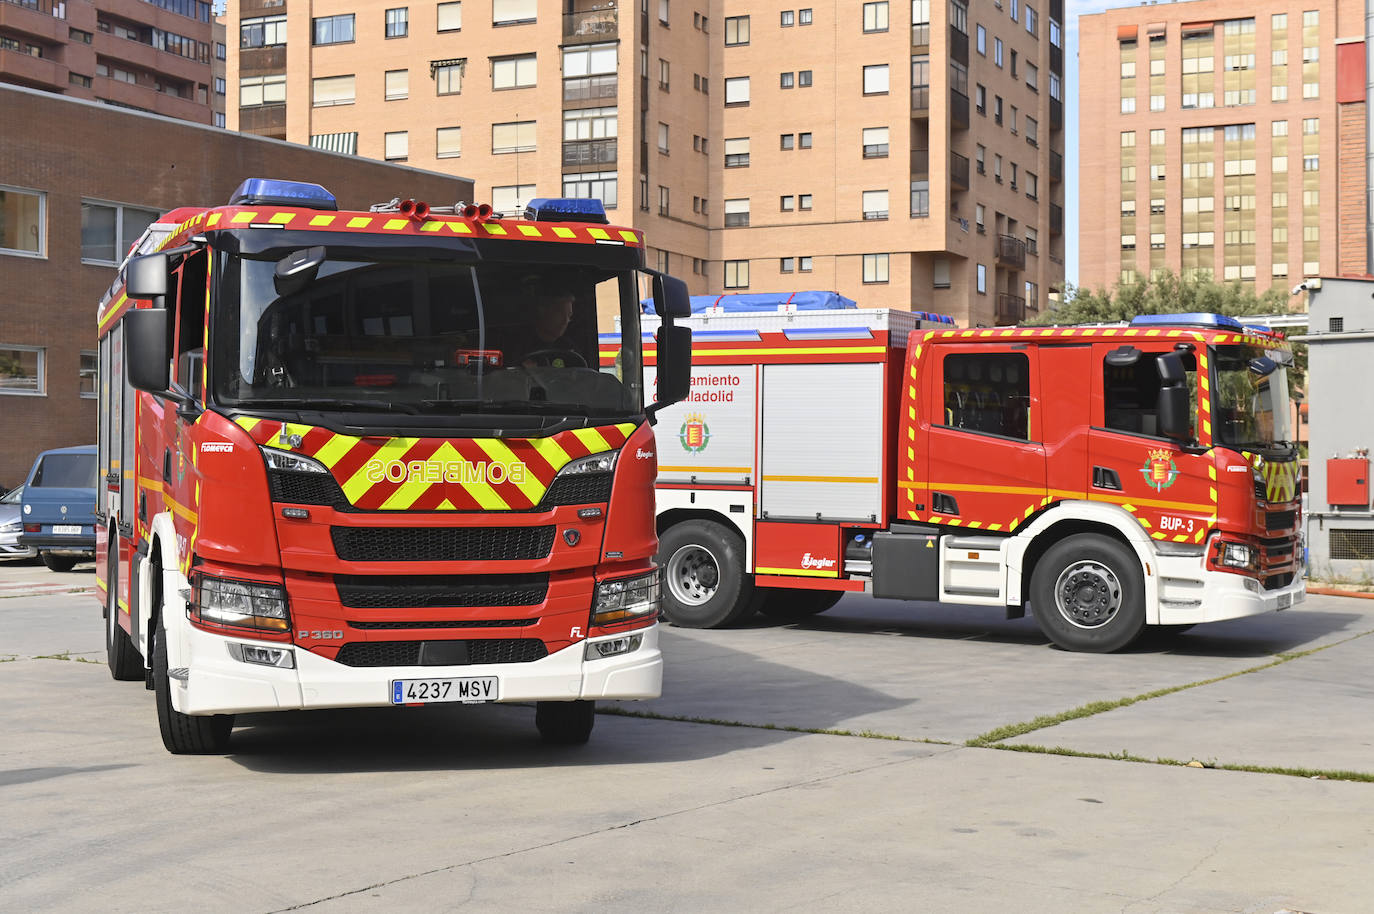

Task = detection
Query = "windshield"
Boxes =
[1213,344,1295,450]
[212,254,644,419]
[32,454,96,488]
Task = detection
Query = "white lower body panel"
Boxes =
[173,624,662,716]
[1154,554,1305,626]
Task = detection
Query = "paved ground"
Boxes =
[3,558,1373,913]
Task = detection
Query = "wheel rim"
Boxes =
[1052,560,1123,629]
[665,544,721,606]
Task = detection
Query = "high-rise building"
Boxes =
[0,0,218,123]
[227,1,1065,326]
[1079,0,1367,294]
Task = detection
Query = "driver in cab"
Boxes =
[510,279,587,369]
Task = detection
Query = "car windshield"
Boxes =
[31,454,96,488]
[1213,344,1295,450]
[212,254,644,419]
[0,486,22,505]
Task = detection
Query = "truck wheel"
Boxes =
[535,700,595,745]
[41,553,77,573]
[755,589,844,620]
[105,542,142,682]
[153,619,232,754]
[1029,534,1146,653]
[658,520,755,628]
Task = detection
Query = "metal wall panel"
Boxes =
[644,364,756,485]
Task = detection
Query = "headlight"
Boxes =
[193,573,291,632]
[593,569,660,625]
[260,447,329,474]
[1221,542,1254,569]
[559,451,619,477]
[0,521,19,534]
[584,633,644,660]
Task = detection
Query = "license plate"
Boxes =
[391,677,498,705]
[1277,593,1293,610]
[53,525,81,535]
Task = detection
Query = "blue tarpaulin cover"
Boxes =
[641,290,858,314]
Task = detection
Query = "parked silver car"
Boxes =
[0,485,37,561]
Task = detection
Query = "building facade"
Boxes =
[226,0,1065,326]
[0,0,220,123]
[1079,0,1368,296]
[0,84,468,487]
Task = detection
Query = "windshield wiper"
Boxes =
[244,397,420,415]
[420,398,624,416]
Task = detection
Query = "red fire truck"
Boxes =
[612,302,1303,652]
[95,179,691,753]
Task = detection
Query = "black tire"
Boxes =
[755,589,845,620]
[657,520,756,628]
[1029,534,1146,653]
[535,700,595,745]
[41,553,77,572]
[105,541,142,681]
[153,619,233,754]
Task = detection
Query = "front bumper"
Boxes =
[1154,553,1306,625]
[172,622,663,715]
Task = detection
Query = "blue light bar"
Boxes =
[229,178,338,211]
[1242,323,1274,335]
[1129,313,1243,330]
[914,311,957,324]
[523,197,609,224]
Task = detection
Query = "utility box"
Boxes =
[1327,458,1370,506]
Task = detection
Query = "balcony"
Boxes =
[1049,149,1063,183]
[910,148,929,176]
[912,22,929,47]
[949,25,968,64]
[0,0,64,42]
[1050,98,1063,131]
[951,152,970,191]
[996,234,1027,270]
[563,138,617,167]
[1050,44,1063,76]
[996,293,1027,326]
[911,84,929,113]
[0,45,65,89]
[563,73,617,103]
[240,45,286,74]
[238,102,285,136]
[950,88,969,130]
[1050,204,1064,235]
[564,4,617,42]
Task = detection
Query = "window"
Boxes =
[79,200,156,264]
[864,1,889,32]
[492,120,536,153]
[658,185,670,216]
[944,354,1029,437]
[863,64,889,94]
[725,260,749,288]
[1151,129,1165,145]
[862,127,889,158]
[493,0,536,25]
[1026,173,1037,200]
[863,253,890,283]
[949,0,967,33]
[781,10,795,27]
[800,8,813,25]
[862,190,889,220]
[1025,226,1037,254]
[724,137,750,167]
[1303,117,1319,134]
[725,76,750,105]
[912,180,930,217]
[492,54,536,89]
[214,77,226,95]
[240,14,287,48]
[781,257,795,273]
[799,193,813,210]
[976,263,987,293]
[214,113,226,128]
[781,71,795,89]
[1026,63,1038,91]
[994,38,1002,67]
[562,42,616,78]
[436,127,461,158]
[1025,117,1037,146]
[976,84,986,114]
[385,7,408,37]
[80,351,97,398]
[799,132,813,149]
[564,106,617,143]
[658,122,670,153]
[659,0,669,25]
[1010,105,1018,133]
[799,70,813,87]
[383,131,408,161]
[975,144,985,173]
[311,75,355,107]
[1025,4,1036,35]
[781,133,795,150]
[0,345,43,395]
[433,60,465,95]
[725,15,749,45]
[438,2,461,31]
[562,172,617,207]
[312,14,355,45]
[800,256,813,272]
[994,95,1003,124]
[1303,154,1319,171]
[976,24,985,54]
[492,184,535,215]
[781,195,795,211]
[659,58,670,89]
[241,73,286,106]
[1011,50,1018,77]
[1121,234,1137,250]
[724,198,750,227]
[974,203,986,233]
[216,41,226,59]
[994,155,1003,182]
[385,69,408,100]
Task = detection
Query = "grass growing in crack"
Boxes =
[988,742,1374,783]
[598,706,930,743]
[34,651,101,664]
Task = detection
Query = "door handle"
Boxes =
[932,492,959,515]
[1092,466,1122,490]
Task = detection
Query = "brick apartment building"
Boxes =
[0,84,468,487]
[1079,0,1369,295]
[227,0,1065,326]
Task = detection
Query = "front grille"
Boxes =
[1263,572,1295,591]
[1266,510,1296,531]
[537,472,613,508]
[350,618,537,630]
[1254,478,1266,500]
[336,573,548,608]
[331,525,555,562]
[269,470,350,509]
[1261,537,1295,562]
[333,639,548,667]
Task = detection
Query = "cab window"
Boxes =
[1103,350,1196,438]
[942,352,1030,440]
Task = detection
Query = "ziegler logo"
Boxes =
[801,553,836,570]
[200,442,234,453]
[636,448,655,460]
[364,459,528,485]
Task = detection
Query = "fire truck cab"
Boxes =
[617,303,1303,653]
[96,179,691,752]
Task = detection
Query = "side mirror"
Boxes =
[653,274,691,319]
[1248,356,1278,377]
[275,246,326,296]
[1104,345,1141,368]
[647,325,692,420]
[126,253,169,301]
[124,309,171,394]
[1158,387,1191,441]
[1155,351,1186,386]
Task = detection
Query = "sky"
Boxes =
[1066,0,1130,288]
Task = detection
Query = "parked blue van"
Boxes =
[18,445,98,572]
